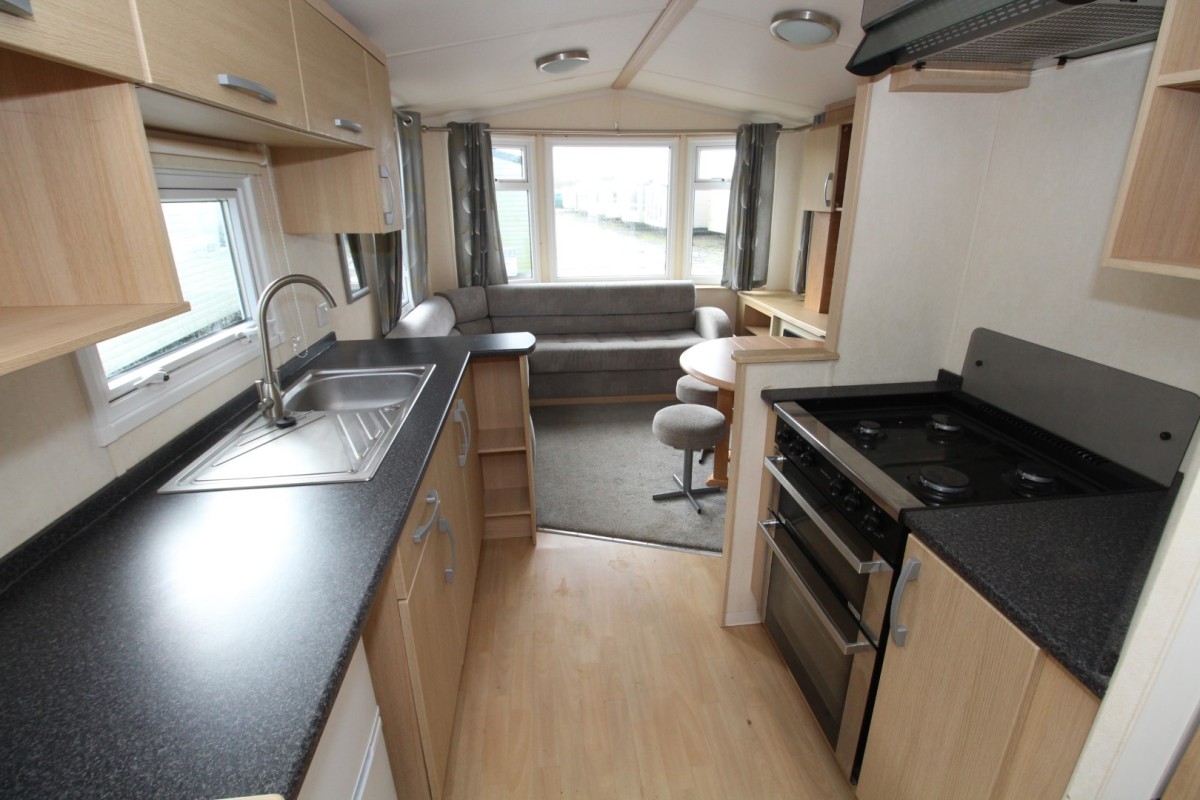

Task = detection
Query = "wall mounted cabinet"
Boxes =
[292,0,373,145]
[0,49,187,379]
[0,0,144,81]
[1104,0,1200,279]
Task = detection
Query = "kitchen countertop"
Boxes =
[0,333,535,800]
[763,376,1175,697]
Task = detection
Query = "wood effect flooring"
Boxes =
[443,533,856,800]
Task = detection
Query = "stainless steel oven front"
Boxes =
[759,453,894,782]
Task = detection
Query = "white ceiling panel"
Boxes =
[385,13,657,110]
[628,72,823,125]
[333,0,665,55]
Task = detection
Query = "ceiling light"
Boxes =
[536,49,590,75]
[770,10,840,48]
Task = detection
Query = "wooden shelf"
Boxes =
[1158,69,1200,91]
[483,487,531,518]
[477,426,527,454]
[746,325,770,337]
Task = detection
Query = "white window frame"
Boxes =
[76,170,277,446]
[683,137,735,285]
[491,136,538,282]
[543,137,681,282]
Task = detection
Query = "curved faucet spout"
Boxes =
[255,274,338,427]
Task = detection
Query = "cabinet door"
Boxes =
[798,124,840,211]
[442,374,483,664]
[366,53,402,231]
[856,537,1041,800]
[0,0,143,80]
[292,0,372,144]
[400,503,463,800]
[138,0,307,129]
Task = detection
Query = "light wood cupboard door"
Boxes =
[137,0,307,129]
[857,537,1042,800]
[291,0,372,144]
[440,374,483,667]
[798,124,840,211]
[400,499,464,800]
[0,0,143,80]
[858,536,1098,800]
[366,54,402,230]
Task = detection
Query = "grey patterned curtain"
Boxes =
[398,111,429,308]
[721,123,781,291]
[447,122,508,287]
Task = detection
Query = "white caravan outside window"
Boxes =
[686,141,735,283]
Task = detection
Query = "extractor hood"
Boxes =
[846,0,1166,77]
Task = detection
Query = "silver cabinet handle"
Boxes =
[823,171,833,208]
[764,456,890,575]
[334,118,364,134]
[412,490,440,544]
[758,521,873,655]
[380,163,397,226]
[0,0,33,18]
[440,515,457,583]
[890,557,922,646]
[453,398,472,467]
[217,73,278,105]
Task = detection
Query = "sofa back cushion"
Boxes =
[436,286,492,335]
[385,296,458,338]
[486,281,696,335]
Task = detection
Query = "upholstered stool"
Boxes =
[651,404,725,513]
[675,375,719,463]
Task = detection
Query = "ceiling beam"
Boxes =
[611,0,698,90]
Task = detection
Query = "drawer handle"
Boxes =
[453,398,472,467]
[440,515,457,583]
[0,0,33,17]
[412,490,440,544]
[758,520,873,656]
[764,456,890,575]
[823,171,833,207]
[334,118,364,134]
[889,557,922,647]
[217,73,278,105]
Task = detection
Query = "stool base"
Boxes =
[653,448,722,513]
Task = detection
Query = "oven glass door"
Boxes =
[760,519,876,752]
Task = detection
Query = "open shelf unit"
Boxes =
[1103,0,1200,279]
[471,356,537,541]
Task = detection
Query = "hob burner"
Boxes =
[1003,461,1062,497]
[910,465,974,503]
[853,419,884,439]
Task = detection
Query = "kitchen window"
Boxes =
[77,169,274,445]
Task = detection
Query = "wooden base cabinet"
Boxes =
[857,537,1099,800]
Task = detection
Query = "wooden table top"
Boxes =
[680,336,836,391]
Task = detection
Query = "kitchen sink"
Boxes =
[159,365,434,493]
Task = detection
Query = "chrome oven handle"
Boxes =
[765,456,891,575]
[758,520,873,656]
[890,557,922,647]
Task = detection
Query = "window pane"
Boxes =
[552,145,671,278]
[691,187,729,279]
[97,200,248,379]
[496,188,533,280]
[492,147,526,181]
[696,146,735,182]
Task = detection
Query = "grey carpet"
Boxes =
[532,401,725,552]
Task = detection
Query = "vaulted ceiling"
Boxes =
[327,0,865,125]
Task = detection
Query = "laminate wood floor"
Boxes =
[444,533,857,800]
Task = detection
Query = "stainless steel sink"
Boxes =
[159,365,434,493]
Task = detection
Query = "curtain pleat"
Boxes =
[721,123,781,292]
[447,122,508,288]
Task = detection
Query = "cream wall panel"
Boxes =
[765,131,805,291]
[0,357,117,558]
[422,132,459,295]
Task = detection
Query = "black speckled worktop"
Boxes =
[0,333,534,800]
[763,378,1177,698]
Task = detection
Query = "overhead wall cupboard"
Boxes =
[0,0,402,379]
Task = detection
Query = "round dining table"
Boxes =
[679,337,737,488]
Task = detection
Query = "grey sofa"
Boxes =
[388,280,731,400]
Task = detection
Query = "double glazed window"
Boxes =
[491,136,734,283]
[78,170,270,445]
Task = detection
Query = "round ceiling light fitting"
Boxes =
[535,49,590,75]
[770,10,840,48]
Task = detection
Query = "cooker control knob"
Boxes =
[829,477,848,497]
[861,510,881,533]
[798,447,816,466]
[843,490,862,512]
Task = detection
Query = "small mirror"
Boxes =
[336,234,371,303]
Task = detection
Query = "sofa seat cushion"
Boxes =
[529,330,704,374]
